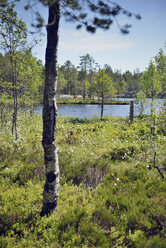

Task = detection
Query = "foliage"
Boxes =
[155,48,166,98]
[0,113,166,247]
[141,61,162,100]
[59,60,78,95]
[15,0,141,34]
[95,70,116,97]
[0,3,165,245]
[95,69,116,118]
[0,51,44,102]
[2,47,165,104]
[0,3,29,138]
[135,90,147,116]
[48,46,166,100]
[0,4,44,104]
[118,79,128,98]
[0,3,27,52]
[57,57,142,99]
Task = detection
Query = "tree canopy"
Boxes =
[0,0,141,216]
[141,61,162,100]
[0,0,141,34]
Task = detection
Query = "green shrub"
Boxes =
[0,114,166,247]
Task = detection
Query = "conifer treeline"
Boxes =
[0,49,166,102]
[57,55,142,99]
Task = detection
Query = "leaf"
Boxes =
[135,14,141,20]
[76,24,82,30]
[24,5,30,10]
[86,25,96,33]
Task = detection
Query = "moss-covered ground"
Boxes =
[0,113,166,247]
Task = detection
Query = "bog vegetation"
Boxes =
[0,110,166,247]
[0,4,166,247]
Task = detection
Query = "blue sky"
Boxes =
[16,0,166,73]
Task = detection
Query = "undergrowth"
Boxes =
[0,112,166,247]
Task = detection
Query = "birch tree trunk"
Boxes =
[41,0,60,216]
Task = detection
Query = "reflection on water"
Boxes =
[58,104,130,118]
[33,98,164,119]
[34,104,130,118]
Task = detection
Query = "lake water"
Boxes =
[33,98,165,119]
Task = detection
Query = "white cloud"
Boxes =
[59,29,137,53]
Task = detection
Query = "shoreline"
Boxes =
[56,100,130,105]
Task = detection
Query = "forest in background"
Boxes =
[0,3,166,247]
[0,4,165,105]
[1,48,166,105]
[0,45,166,247]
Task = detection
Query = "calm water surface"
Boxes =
[33,98,164,119]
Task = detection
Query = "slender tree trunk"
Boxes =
[83,83,86,100]
[12,93,18,139]
[151,96,154,115]
[41,1,60,216]
[101,86,104,119]
[164,100,166,135]
[11,53,18,139]
[1,108,3,129]
[130,100,134,123]
[89,72,92,99]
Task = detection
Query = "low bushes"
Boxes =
[0,114,166,247]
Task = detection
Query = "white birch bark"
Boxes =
[41,0,60,216]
